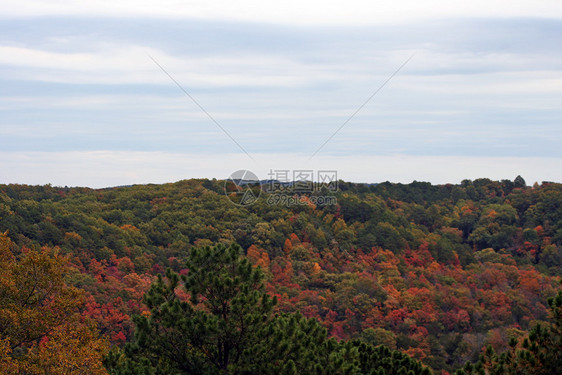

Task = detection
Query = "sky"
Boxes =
[1,0,561,188]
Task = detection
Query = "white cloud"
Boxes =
[0,44,344,87]
[2,0,562,25]
[1,150,560,188]
[0,14,560,184]
[2,41,559,100]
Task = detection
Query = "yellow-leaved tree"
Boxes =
[0,232,109,374]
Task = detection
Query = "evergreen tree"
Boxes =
[106,242,432,375]
[513,175,526,188]
[106,243,276,374]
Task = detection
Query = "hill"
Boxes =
[0,177,560,373]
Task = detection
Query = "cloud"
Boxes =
[2,0,562,25]
[0,42,356,87]
[0,17,561,184]
[1,150,560,188]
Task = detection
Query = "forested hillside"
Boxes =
[0,177,561,373]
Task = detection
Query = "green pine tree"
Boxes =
[105,242,432,375]
[106,243,277,374]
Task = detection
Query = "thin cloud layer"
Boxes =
[2,151,560,188]
[0,11,561,186]
[2,0,562,25]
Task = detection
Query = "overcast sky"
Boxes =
[1,0,561,187]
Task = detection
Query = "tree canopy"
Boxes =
[106,243,432,375]
[455,282,562,375]
[1,177,561,373]
[0,232,109,374]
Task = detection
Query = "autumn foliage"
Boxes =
[0,177,560,373]
[0,232,109,374]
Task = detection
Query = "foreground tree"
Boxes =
[0,232,109,374]
[106,243,431,375]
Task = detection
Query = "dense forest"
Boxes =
[1,176,561,374]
